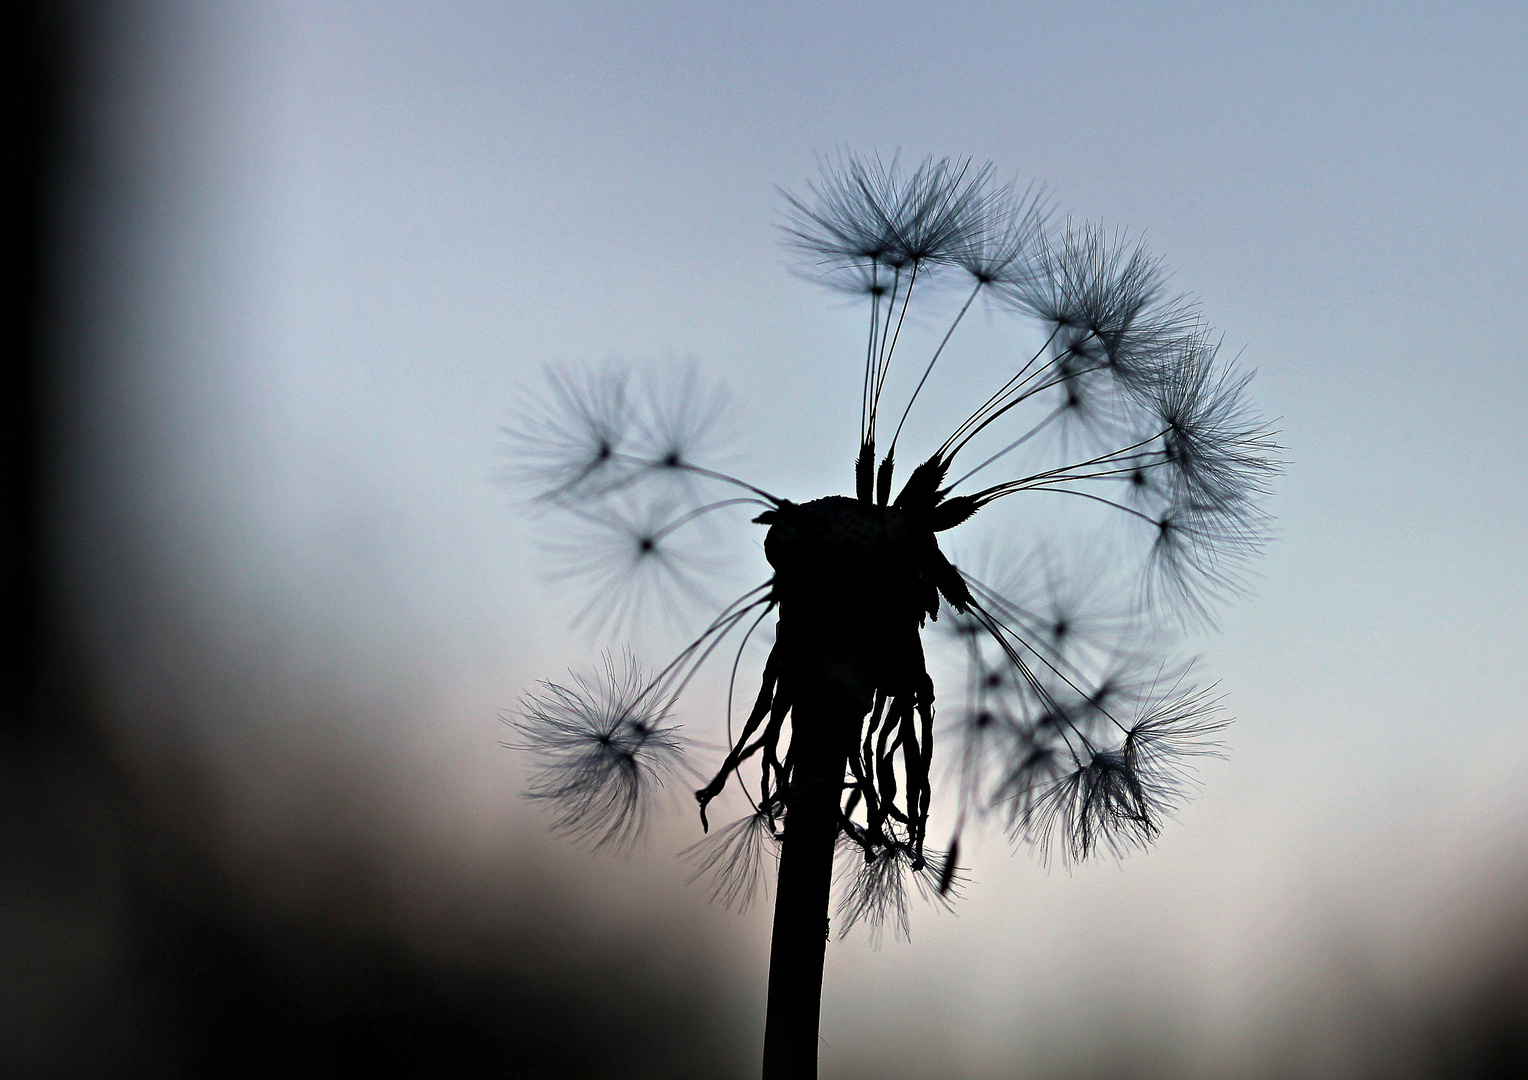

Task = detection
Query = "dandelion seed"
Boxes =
[682,805,781,911]
[835,839,959,944]
[1015,678,1226,865]
[631,363,734,482]
[997,736,1068,827]
[509,653,683,852]
[1004,223,1197,394]
[950,182,1048,289]
[1020,747,1158,864]
[504,364,638,503]
[782,153,993,272]
[544,493,730,637]
[1141,493,1268,623]
[1150,337,1279,509]
[1124,683,1229,780]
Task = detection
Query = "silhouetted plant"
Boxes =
[504,153,1278,1079]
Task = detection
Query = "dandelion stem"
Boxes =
[942,347,1109,464]
[653,497,766,542]
[1018,486,1162,527]
[762,687,861,1080]
[969,432,1164,504]
[867,266,903,440]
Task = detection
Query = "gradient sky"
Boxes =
[52,3,1528,1075]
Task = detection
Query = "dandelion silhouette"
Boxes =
[504,153,1278,1079]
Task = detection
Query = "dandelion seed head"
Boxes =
[508,153,1273,942]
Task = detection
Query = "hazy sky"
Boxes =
[53,3,1528,1075]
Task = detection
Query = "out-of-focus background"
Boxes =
[7,3,1526,1077]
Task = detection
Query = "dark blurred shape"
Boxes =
[1416,950,1528,1080]
[1,648,750,1079]
[2,9,745,1076]
[3,0,62,737]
